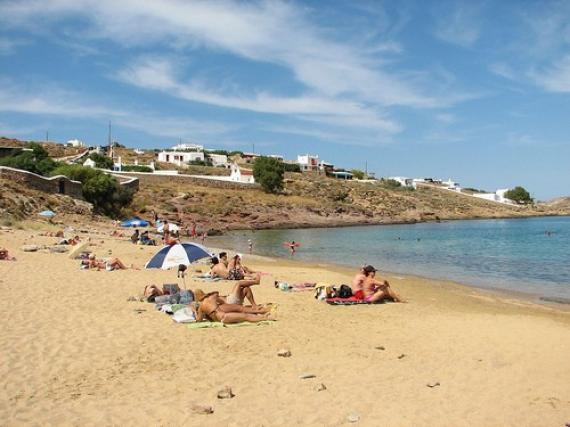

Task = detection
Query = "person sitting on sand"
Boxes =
[0,248,16,261]
[193,289,273,324]
[139,231,156,246]
[228,253,255,279]
[59,235,80,246]
[210,256,229,279]
[130,229,140,244]
[219,251,229,268]
[354,265,404,303]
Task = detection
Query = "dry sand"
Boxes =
[1,224,569,426]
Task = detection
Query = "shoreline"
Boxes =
[221,212,570,232]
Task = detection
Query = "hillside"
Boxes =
[130,173,569,233]
[0,178,92,224]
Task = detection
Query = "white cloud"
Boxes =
[530,56,570,93]
[0,37,28,55]
[0,78,235,139]
[433,2,482,47]
[0,0,468,111]
[489,62,516,80]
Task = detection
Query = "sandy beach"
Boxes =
[1,223,569,426]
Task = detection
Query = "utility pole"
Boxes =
[252,143,255,154]
[46,131,48,142]
[108,121,113,159]
[365,160,368,178]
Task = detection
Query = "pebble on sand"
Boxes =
[217,386,235,399]
[277,349,292,357]
[347,413,360,423]
[299,373,316,379]
[190,404,214,415]
[315,383,327,392]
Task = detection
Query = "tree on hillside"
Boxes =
[351,169,365,180]
[0,143,59,175]
[253,156,285,193]
[51,164,133,217]
[504,186,533,204]
[88,152,114,169]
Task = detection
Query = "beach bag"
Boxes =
[179,289,194,304]
[337,285,353,298]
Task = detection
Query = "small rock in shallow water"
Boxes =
[277,349,292,357]
[217,386,235,399]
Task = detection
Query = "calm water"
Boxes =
[209,216,570,299]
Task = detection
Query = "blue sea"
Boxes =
[209,216,570,300]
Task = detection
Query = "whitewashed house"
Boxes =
[473,189,515,205]
[443,178,461,192]
[67,139,84,148]
[297,154,320,172]
[230,163,255,184]
[157,150,204,167]
[207,153,229,167]
[171,143,203,151]
[83,158,96,168]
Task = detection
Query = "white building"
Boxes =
[171,143,203,151]
[473,189,515,205]
[157,150,204,167]
[207,153,229,167]
[389,176,415,188]
[297,154,320,172]
[83,158,96,168]
[442,178,461,192]
[230,163,255,184]
[67,139,84,148]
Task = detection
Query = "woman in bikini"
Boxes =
[356,265,404,303]
[193,289,273,324]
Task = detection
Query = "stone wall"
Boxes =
[117,171,260,190]
[111,173,140,192]
[0,166,83,199]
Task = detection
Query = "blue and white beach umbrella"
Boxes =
[38,210,56,218]
[145,242,213,270]
[121,217,149,227]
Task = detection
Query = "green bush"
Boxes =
[380,178,402,189]
[504,186,533,204]
[253,157,285,193]
[283,163,301,173]
[351,169,365,180]
[0,143,59,176]
[88,152,114,169]
[122,165,153,172]
[51,164,132,217]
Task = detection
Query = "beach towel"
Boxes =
[325,297,383,305]
[172,307,196,323]
[186,320,274,329]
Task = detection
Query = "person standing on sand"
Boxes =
[162,220,170,243]
[191,222,197,238]
[201,230,207,244]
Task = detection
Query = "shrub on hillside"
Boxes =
[253,156,285,193]
[380,178,402,189]
[283,163,301,173]
[88,152,114,169]
[351,169,365,180]
[51,164,133,217]
[122,165,153,173]
[504,186,533,204]
[0,143,59,176]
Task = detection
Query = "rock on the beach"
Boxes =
[190,404,214,414]
[315,383,327,392]
[49,245,69,253]
[277,349,292,357]
[217,386,235,399]
[299,373,316,379]
[21,245,39,252]
[347,413,360,423]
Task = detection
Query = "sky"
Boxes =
[0,0,569,200]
